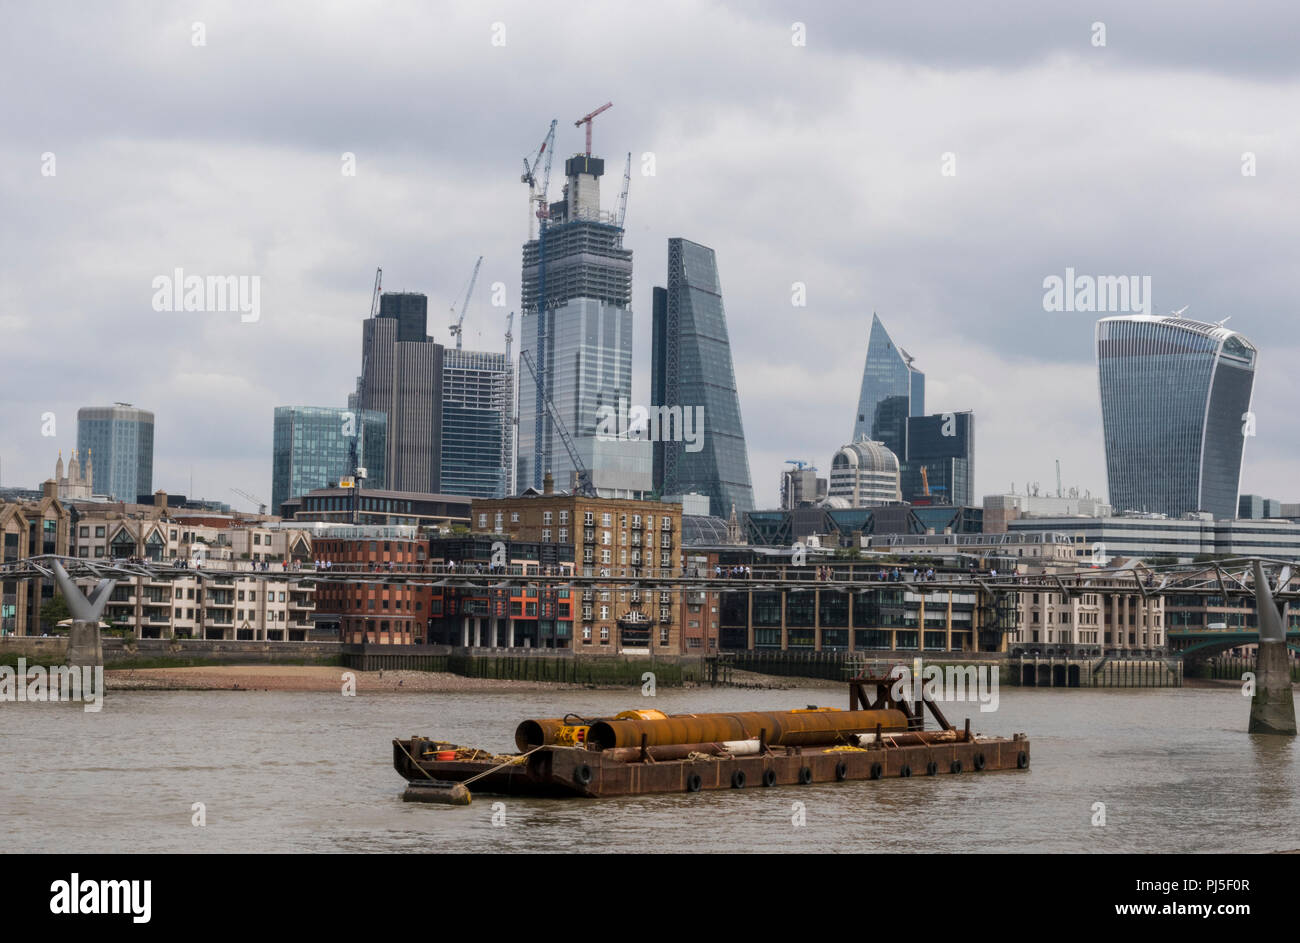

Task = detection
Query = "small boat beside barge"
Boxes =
[393,674,1029,801]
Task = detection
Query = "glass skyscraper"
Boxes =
[271,406,386,514]
[852,314,925,459]
[518,152,640,494]
[651,238,755,516]
[440,349,513,499]
[76,404,154,502]
[902,412,975,507]
[1097,315,1257,519]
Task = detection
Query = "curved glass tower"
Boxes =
[1097,315,1256,519]
[852,314,924,459]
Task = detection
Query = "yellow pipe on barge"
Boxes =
[584,708,909,750]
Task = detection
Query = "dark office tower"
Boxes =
[651,239,755,516]
[355,292,444,493]
[76,404,154,501]
[518,151,641,494]
[271,406,387,514]
[440,349,513,499]
[1097,314,1257,519]
[902,412,975,506]
[852,314,925,459]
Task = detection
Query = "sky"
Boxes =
[2,0,1298,511]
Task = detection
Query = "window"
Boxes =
[478,514,487,527]
[543,511,552,525]
[602,513,611,526]
[558,528,567,542]
[542,529,551,542]
[582,626,592,641]
[559,511,568,524]
[79,527,89,538]
[600,605,609,619]
[511,512,519,523]
[95,526,105,538]
[584,511,594,525]
[600,626,609,642]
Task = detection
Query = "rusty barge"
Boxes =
[393,674,1030,801]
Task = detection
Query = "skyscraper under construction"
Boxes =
[517,125,648,497]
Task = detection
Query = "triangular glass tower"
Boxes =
[852,314,925,459]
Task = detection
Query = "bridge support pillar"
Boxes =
[1250,560,1296,736]
[52,561,113,670]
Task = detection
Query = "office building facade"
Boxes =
[440,349,513,499]
[902,411,975,507]
[355,292,445,493]
[1097,315,1257,519]
[518,151,635,493]
[827,438,901,507]
[271,406,387,515]
[76,404,154,502]
[651,238,755,517]
[852,314,924,458]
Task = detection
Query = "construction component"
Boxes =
[519,349,595,496]
[448,255,483,350]
[574,102,613,156]
[584,707,910,751]
[504,311,514,364]
[920,466,931,497]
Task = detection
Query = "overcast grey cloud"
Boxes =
[2,1,1297,509]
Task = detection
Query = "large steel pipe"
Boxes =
[586,709,909,750]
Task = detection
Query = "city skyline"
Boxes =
[4,3,1300,511]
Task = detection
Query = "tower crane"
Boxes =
[505,311,513,363]
[360,266,382,387]
[230,488,267,515]
[615,152,631,245]
[448,255,483,349]
[521,119,557,239]
[575,102,612,156]
[369,267,382,318]
[520,349,595,497]
[523,118,560,488]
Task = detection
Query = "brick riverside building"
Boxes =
[471,478,683,652]
[313,528,429,644]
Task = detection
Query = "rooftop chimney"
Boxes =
[543,471,554,496]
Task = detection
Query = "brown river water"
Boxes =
[3,685,1297,853]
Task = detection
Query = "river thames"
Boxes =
[4,684,1297,853]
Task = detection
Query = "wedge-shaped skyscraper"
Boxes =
[852,314,925,459]
[651,238,754,516]
[1097,314,1257,519]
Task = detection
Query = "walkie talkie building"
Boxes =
[1096,315,1257,520]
